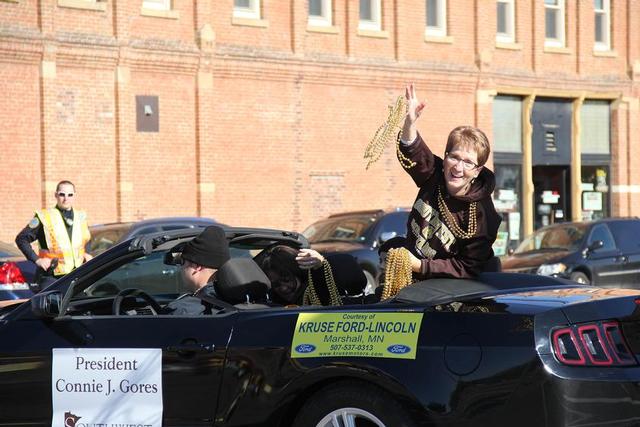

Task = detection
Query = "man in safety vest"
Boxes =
[15,180,92,291]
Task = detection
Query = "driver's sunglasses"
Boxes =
[56,192,74,198]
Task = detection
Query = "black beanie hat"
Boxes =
[181,225,230,269]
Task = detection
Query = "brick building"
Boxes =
[0,0,638,253]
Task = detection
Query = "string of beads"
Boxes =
[436,186,478,239]
[303,260,343,306]
[364,96,415,170]
[381,248,414,300]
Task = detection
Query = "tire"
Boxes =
[293,381,417,427]
[570,271,590,285]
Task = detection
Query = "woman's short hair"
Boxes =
[445,125,491,167]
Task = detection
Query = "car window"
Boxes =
[0,241,21,258]
[376,212,409,238]
[303,215,378,243]
[514,224,587,254]
[606,220,640,252]
[73,244,256,301]
[87,226,134,256]
[131,226,161,237]
[588,224,617,252]
[162,224,199,232]
[80,251,182,299]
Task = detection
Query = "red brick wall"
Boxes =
[0,0,639,244]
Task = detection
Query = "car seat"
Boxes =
[314,253,368,305]
[215,258,272,309]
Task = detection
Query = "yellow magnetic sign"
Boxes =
[291,312,424,359]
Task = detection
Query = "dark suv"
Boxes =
[501,218,640,288]
[302,208,410,289]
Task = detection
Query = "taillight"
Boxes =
[551,321,637,366]
[0,262,26,284]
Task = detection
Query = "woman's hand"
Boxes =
[402,83,427,143]
[296,249,325,270]
[408,251,422,273]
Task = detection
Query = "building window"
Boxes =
[143,0,171,11]
[581,100,610,155]
[234,0,260,20]
[496,0,515,43]
[425,0,447,37]
[492,95,524,252]
[544,0,565,47]
[359,0,382,31]
[594,0,611,51]
[309,0,332,27]
[580,100,611,222]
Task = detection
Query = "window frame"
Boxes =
[544,0,566,48]
[594,0,611,51]
[308,0,333,27]
[425,0,447,37]
[142,0,171,11]
[359,0,382,32]
[233,0,261,20]
[496,0,516,43]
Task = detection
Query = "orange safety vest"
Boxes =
[36,208,91,276]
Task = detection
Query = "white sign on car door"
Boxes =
[52,348,162,427]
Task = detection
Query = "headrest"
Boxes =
[325,253,367,295]
[215,258,271,304]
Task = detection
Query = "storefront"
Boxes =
[491,93,612,255]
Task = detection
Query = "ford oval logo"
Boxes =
[387,344,411,354]
[295,344,316,354]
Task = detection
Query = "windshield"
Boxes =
[0,241,21,258]
[303,215,378,243]
[87,224,135,256]
[514,224,587,254]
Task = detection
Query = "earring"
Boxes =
[471,178,476,184]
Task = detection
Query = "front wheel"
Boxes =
[293,381,417,427]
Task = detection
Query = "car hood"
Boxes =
[502,250,569,271]
[310,241,369,254]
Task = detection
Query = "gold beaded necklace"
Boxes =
[364,96,416,170]
[381,248,414,300]
[303,260,342,306]
[436,186,478,239]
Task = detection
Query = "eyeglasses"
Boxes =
[56,192,74,198]
[445,153,478,171]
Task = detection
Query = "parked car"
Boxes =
[302,208,410,288]
[86,216,219,256]
[501,217,640,287]
[0,240,34,306]
[2,227,640,426]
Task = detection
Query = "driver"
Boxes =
[164,225,230,315]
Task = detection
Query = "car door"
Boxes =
[584,223,625,287]
[0,257,236,427]
[606,220,640,288]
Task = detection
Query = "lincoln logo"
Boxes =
[64,411,81,427]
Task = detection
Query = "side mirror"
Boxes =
[378,231,397,244]
[582,240,604,258]
[31,290,62,318]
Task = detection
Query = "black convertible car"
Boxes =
[1,227,640,427]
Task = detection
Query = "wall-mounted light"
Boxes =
[136,95,159,132]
